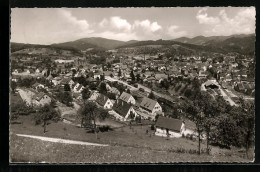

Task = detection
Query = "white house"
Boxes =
[32,92,52,106]
[88,91,100,101]
[112,99,138,121]
[118,92,136,105]
[155,116,185,138]
[96,94,114,109]
[139,97,162,118]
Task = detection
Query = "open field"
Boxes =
[10,115,253,163]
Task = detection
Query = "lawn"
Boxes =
[9,115,253,163]
[9,134,249,163]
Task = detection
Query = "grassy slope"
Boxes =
[9,115,253,163]
[10,134,249,163]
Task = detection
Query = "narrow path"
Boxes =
[16,134,109,146]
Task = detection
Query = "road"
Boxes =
[219,88,238,106]
[16,134,109,146]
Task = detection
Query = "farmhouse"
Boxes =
[32,92,52,106]
[88,91,100,101]
[32,82,45,90]
[139,97,162,117]
[96,94,114,109]
[155,116,185,138]
[119,92,136,105]
[112,99,138,121]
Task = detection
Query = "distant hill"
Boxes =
[118,34,255,55]
[52,37,129,51]
[11,34,255,55]
[173,34,254,46]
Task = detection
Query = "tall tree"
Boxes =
[118,69,122,77]
[64,83,71,92]
[79,102,108,139]
[130,70,135,82]
[34,104,59,133]
[81,88,91,104]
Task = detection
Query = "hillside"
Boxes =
[117,34,255,55]
[51,37,133,51]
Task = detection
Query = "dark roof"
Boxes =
[60,78,71,85]
[119,92,132,102]
[32,92,47,101]
[96,94,109,106]
[140,97,158,112]
[112,99,132,117]
[155,116,183,132]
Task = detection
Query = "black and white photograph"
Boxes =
[9,7,255,163]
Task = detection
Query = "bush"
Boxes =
[151,124,155,130]
[98,125,113,132]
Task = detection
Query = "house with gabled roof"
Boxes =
[139,97,162,117]
[155,116,185,138]
[96,94,113,109]
[112,99,138,121]
[32,92,51,106]
[32,82,45,90]
[118,92,136,105]
[108,87,120,98]
[88,91,100,101]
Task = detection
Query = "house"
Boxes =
[94,72,102,80]
[107,87,120,98]
[112,99,138,121]
[118,92,136,105]
[154,73,168,83]
[74,84,85,93]
[88,91,100,101]
[155,116,185,138]
[32,82,45,90]
[204,80,219,89]
[60,78,74,88]
[32,92,52,106]
[13,69,22,74]
[199,70,207,79]
[35,68,42,73]
[96,94,114,109]
[139,97,162,117]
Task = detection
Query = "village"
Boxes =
[9,41,255,163]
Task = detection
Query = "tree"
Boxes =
[81,88,91,104]
[148,91,155,99]
[34,104,60,133]
[186,101,204,155]
[64,84,71,92]
[56,91,73,106]
[99,82,107,94]
[130,70,135,82]
[126,89,130,94]
[118,69,122,77]
[78,102,108,139]
[11,81,17,93]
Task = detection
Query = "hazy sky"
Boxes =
[11,7,255,44]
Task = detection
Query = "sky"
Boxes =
[11,7,255,44]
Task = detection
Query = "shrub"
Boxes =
[151,124,155,130]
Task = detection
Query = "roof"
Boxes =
[109,87,120,95]
[60,78,71,85]
[96,94,109,106]
[155,116,183,132]
[155,73,168,80]
[119,92,133,103]
[32,92,48,101]
[140,97,158,112]
[204,80,218,87]
[32,82,40,88]
[103,71,113,76]
[112,99,132,117]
